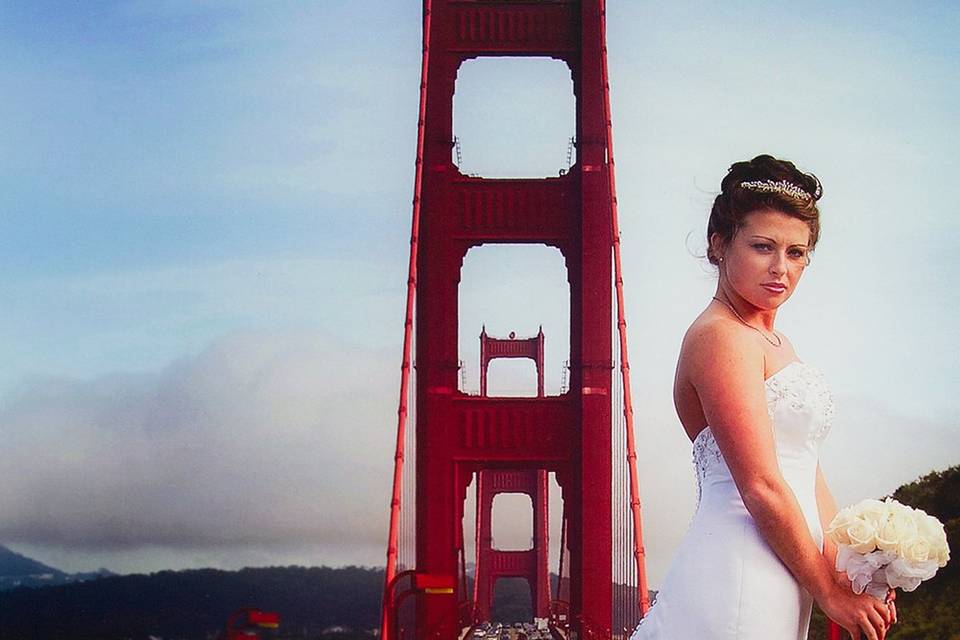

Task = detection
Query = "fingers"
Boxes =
[883,589,898,626]
[846,619,874,640]
[848,605,887,640]
[868,606,888,640]
[877,598,892,627]
[836,591,896,640]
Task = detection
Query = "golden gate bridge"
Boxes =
[377,3,843,639]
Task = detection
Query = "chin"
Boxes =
[766,292,792,306]
[753,293,787,309]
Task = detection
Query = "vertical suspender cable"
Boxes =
[472,473,483,619]
[558,504,568,604]
[598,0,651,616]
[613,341,623,629]
[382,2,433,638]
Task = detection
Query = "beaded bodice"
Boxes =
[691,360,835,506]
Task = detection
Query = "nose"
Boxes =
[770,250,787,275]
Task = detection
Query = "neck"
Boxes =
[713,284,777,331]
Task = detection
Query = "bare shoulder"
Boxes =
[677,312,766,393]
[774,329,798,354]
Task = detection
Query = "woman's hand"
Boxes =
[817,582,893,640]
[886,589,898,626]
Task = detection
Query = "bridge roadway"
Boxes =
[459,621,563,640]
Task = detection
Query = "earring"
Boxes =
[718,257,724,263]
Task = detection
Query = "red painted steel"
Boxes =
[413,0,611,629]
[223,608,280,640]
[479,327,545,397]
[473,330,551,621]
[385,1,646,637]
[452,395,573,461]
[473,469,551,621]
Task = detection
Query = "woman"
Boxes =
[630,155,894,640]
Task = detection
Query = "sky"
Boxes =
[0,1,958,588]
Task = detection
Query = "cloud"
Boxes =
[1,321,956,581]
[0,331,397,561]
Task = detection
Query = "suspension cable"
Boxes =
[598,0,651,616]
[381,2,433,637]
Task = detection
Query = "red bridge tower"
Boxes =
[473,328,551,622]
[413,0,612,636]
[382,1,650,639]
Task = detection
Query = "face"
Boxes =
[712,209,811,310]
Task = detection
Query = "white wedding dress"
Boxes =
[630,360,835,639]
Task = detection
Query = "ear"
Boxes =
[708,232,725,262]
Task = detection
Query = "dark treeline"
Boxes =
[0,565,383,640]
[808,464,960,640]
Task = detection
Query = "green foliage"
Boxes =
[882,465,960,640]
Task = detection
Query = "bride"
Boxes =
[630,155,894,640]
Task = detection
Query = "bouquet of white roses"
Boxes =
[827,497,950,599]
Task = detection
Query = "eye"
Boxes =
[788,248,809,260]
[751,243,772,251]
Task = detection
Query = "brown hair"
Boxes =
[706,154,823,265]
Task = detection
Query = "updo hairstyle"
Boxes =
[706,154,823,266]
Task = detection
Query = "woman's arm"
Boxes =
[683,322,891,640]
[815,463,840,571]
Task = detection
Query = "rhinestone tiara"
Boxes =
[739,179,811,202]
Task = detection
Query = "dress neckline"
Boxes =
[765,359,804,385]
[690,360,808,448]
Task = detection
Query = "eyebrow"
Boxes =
[748,234,809,248]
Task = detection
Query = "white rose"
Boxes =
[847,517,878,554]
[900,535,933,564]
[856,499,889,527]
[934,541,951,568]
[827,507,857,546]
[876,511,918,554]
[917,513,945,541]
[888,500,915,519]
[912,513,951,567]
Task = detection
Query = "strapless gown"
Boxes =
[630,360,835,639]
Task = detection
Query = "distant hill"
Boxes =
[0,545,112,591]
[809,464,960,640]
[0,565,383,640]
[0,545,63,579]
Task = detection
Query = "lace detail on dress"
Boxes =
[765,362,835,446]
[692,427,722,505]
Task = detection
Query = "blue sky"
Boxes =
[0,2,958,584]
